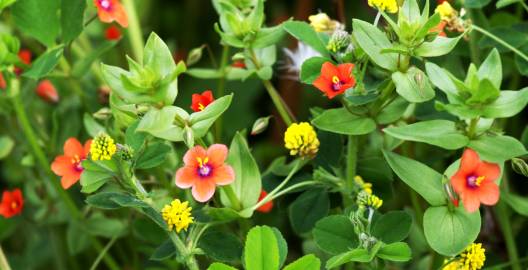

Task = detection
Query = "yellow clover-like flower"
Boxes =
[354,176,373,195]
[435,1,457,21]
[460,243,486,270]
[308,13,341,33]
[90,133,117,161]
[284,122,320,158]
[442,259,463,270]
[368,0,398,14]
[357,191,383,209]
[161,199,194,233]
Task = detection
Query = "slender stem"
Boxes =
[521,1,528,14]
[346,135,358,187]
[89,235,118,270]
[0,245,12,270]
[472,25,528,63]
[467,118,479,139]
[215,45,229,142]
[168,232,199,270]
[222,185,242,210]
[373,11,381,26]
[272,181,321,199]
[495,201,522,270]
[467,9,481,65]
[123,0,144,62]
[251,160,301,211]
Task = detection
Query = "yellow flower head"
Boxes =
[357,192,383,209]
[368,0,398,13]
[284,122,320,158]
[354,176,373,195]
[161,199,194,233]
[308,13,341,33]
[435,1,456,21]
[460,243,486,270]
[90,133,117,161]
[442,259,463,270]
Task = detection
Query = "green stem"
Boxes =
[123,0,144,62]
[346,135,358,187]
[467,9,481,65]
[251,160,302,211]
[271,181,320,199]
[0,245,12,270]
[89,235,118,270]
[495,201,522,270]
[467,118,480,139]
[215,45,229,142]
[168,232,199,270]
[472,25,528,63]
[222,185,242,211]
[522,1,528,13]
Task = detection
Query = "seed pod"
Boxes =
[186,45,205,66]
[512,158,528,177]
[251,116,272,135]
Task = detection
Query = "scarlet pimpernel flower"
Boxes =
[15,49,31,75]
[105,25,122,40]
[161,199,194,233]
[94,0,129,28]
[256,190,273,213]
[368,0,399,13]
[90,133,117,161]
[191,90,214,112]
[313,62,356,99]
[284,122,319,158]
[451,148,500,213]
[175,144,235,202]
[36,80,59,103]
[0,189,23,218]
[51,138,92,189]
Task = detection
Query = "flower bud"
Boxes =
[93,107,112,120]
[251,116,272,135]
[186,45,205,66]
[105,25,122,40]
[36,80,59,103]
[327,30,351,53]
[512,158,528,177]
[118,144,134,161]
[0,73,6,90]
[183,126,195,148]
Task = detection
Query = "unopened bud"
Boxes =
[183,126,195,148]
[36,80,59,103]
[93,107,112,120]
[327,30,351,53]
[251,116,272,135]
[186,45,205,66]
[118,144,134,161]
[512,158,528,177]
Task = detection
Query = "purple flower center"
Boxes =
[198,164,212,177]
[99,0,112,10]
[466,174,484,188]
[331,76,343,91]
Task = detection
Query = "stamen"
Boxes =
[332,76,340,84]
[198,103,205,111]
[475,176,485,186]
[11,202,17,209]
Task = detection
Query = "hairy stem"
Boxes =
[169,232,200,270]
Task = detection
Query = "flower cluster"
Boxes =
[284,122,320,158]
[308,13,343,33]
[90,133,117,161]
[161,199,194,233]
[368,0,398,13]
[354,176,373,195]
[443,243,486,270]
[357,191,383,209]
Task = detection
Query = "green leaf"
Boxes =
[375,97,409,125]
[352,19,398,71]
[480,88,528,118]
[23,47,64,80]
[468,134,527,162]
[253,24,287,49]
[271,227,288,268]
[83,113,105,137]
[72,41,117,78]
[283,254,321,270]
[312,108,376,135]
[135,142,171,169]
[313,215,358,255]
[383,120,469,150]
[220,132,261,210]
[425,62,458,97]
[414,35,463,57]
[497,0,523,8]
[392,67,435,103]
[423,206,481,256]
[143,32,177,77]
[372,211,412,244]
[377,242,412,262]
[80,160,117,193]
[244,226,280,270]
[478,48,502,89]
[194,206,243,224]
[289,188,330,234]
[85,215,126,238]
[67,221,90,255]
[137,106,189,142]
[0,0,16,10]
[0,136,15,159]
[125,121,147,151]
[400,0,421,23]
[189,94,233,137]
[61,0,85,42]
[502,192,528,216]
[283,21,330,57]
[150,240,176,261]
[300,57,330,84]
[208,263,238,270]
[326,243,382,269]
[12,0,60,46]
[383,150,446,206]
[198,229,243,263]
[465,0,492,8]
[466,79,500,104]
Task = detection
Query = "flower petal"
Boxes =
[207,144,228,167]
[458,148,480,175]
[450,170,468,194]
[320,61,339,80]
[461,191,481,213]
[191,179,216,202]
[475,161,501,183]
[183,146,207,167]
[113,3,129,28]
[210,165,235,186]
[61,173,81,189]
[478,182,500,206]
[312,76,333,97]
[337,63,354,81]
[64,138,84,157]
[51,156,75,176]
[83,140,93,158]
[175,166,200,188]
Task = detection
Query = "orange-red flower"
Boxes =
[0,72,6,90]
[313,62,356,99]
[15,49,32,76]
[451,148,501,213]
[94,0,129,28]
[36,80,59,103]
[430,21,447,37]
[175,144,235,202]
[51,138,92,189]
[191,90,214,112]
[0,189,24,218]
[231,60,246,69]
[256,190,273,213]
[105,25,122,40]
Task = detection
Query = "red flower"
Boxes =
[36,80,59,103]
[0,189,24,218]
[51,138,92,189]
[256,190,273,213]
[14,49,32,76]
[105,25,122,40]
[94,0,129,28]
[451,148,501,213]
[313,62,356,99]
[231,60,246,69]
[191,90,214,112]
[175,144,235,202]
[430,21,447,37]
[0,73,6,90]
